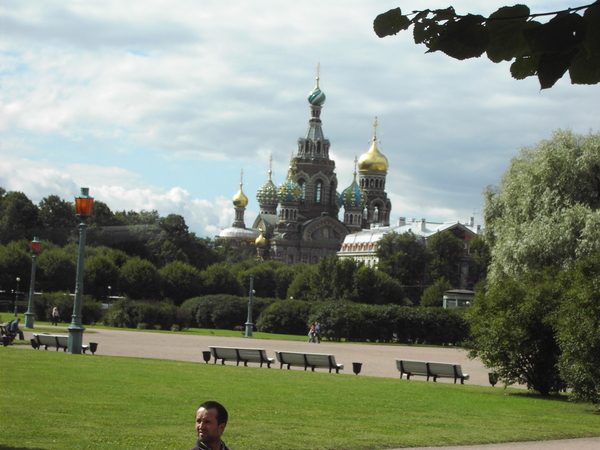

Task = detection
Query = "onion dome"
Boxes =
[278,161,302,202]
[358,118,389,173]
[233,184,248,208]
[256,161,279,206]
[307,64,326,106]
[255,232,267,248]
[232,170,249,207]
[342,169,367,208]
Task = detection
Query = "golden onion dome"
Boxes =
[233,170,249,208]
[255,233,267,248]
[358,117,388,173]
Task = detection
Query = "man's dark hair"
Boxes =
[199,401,228,425]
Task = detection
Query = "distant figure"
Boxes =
[308,322,316,343]
[315,322,322,343]
[51,307,60,326]
[190,400,231,450]
[9,318,24,340]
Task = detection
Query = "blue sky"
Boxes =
[2,0,599,238]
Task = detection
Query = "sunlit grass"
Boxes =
[1,348,598,450]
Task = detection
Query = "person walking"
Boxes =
[308,322,316,343]
[51,307,60,326]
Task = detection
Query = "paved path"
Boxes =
[22,327,600,449]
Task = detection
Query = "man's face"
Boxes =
[196,407,225,445]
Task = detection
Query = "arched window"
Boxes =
[298,179,306,201]
[304,141,310,153]
[315,182,322,203]
[316,141,321,154]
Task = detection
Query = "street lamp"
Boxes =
[13,277,20,316]
[68,187,94,354]
[244,274,255,337]
[107,286,112,303]
[25,237,41,328]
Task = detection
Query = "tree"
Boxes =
[199,263,245,297]
[36,246,77,293]
[84,254,120,301]
[556,250,600,406]
[0,191,40,244]
[374,2,600,89]
[38,195,76,228]
[426,231,464,287]
[376,231,428,302]
[159,261,202,305]
[467,234,491,286]
[466,268,564,395]
[420,277,452,307]
[484,129,600,283]
[120,257,161,300]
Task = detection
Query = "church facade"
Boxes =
[217,72,392,264]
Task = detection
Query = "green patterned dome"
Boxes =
[257,169,279,206]
[341,179,366,208]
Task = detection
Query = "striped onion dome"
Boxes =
[256,168,279,206]
[341,173,367,208]
[278,164,302,202]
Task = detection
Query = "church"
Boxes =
[217,71,392,264]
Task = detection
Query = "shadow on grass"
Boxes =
[508,391,572,403]
[0,446,47,450]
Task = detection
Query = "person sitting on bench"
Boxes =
[9,318,25,340]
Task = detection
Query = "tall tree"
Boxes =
[38,195,76,228]
[0,191,40,244]
[484,129,600,283]
[426,231,464,287]
[376,231,428,302]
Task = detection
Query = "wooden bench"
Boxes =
[395,359,470,384]
[209,346,274,368]
[275,351,344,373]
[33,334,69,351]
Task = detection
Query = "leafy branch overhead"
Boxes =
[374,2,600,89]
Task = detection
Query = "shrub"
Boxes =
[103,298,181,330]
[256,299,313,335]
[34,292,102,325]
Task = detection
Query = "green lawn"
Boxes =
[1,348,598,450]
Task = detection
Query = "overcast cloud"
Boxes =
[2,0,599,237]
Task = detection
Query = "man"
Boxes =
[190,401,231,450]
[9,318,24,340]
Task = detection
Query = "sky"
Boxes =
[2,0,599,238]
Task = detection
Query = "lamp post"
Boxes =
[107,286,112,304]
[25,237,41,328]
[244,274,255,337]
[13,277,20,316]
[68,187,94,354]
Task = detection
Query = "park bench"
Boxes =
[33,334,69,351]
[395,359,470,384]
[428,361,470,384]
[275,351,344,373]
[395,359,430,380]
[1,322,16,345]
[31,334,97,354]
[208,346,275,368]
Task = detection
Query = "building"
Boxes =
[337,217,482,288]
[218,70,393,265]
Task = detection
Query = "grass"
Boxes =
[1,347,598,450]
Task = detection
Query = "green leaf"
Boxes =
[432,7,456,22]
[413,18,443,46]
[486,5,530,63]
[510,54,539,80]
[537,49,579,89]
[373,8,411,38]
[583,3,600,55]
[523,13,587,54]
[569,48,600,85]
[435,14,490,60]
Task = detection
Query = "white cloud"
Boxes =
[2,0,599,238]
